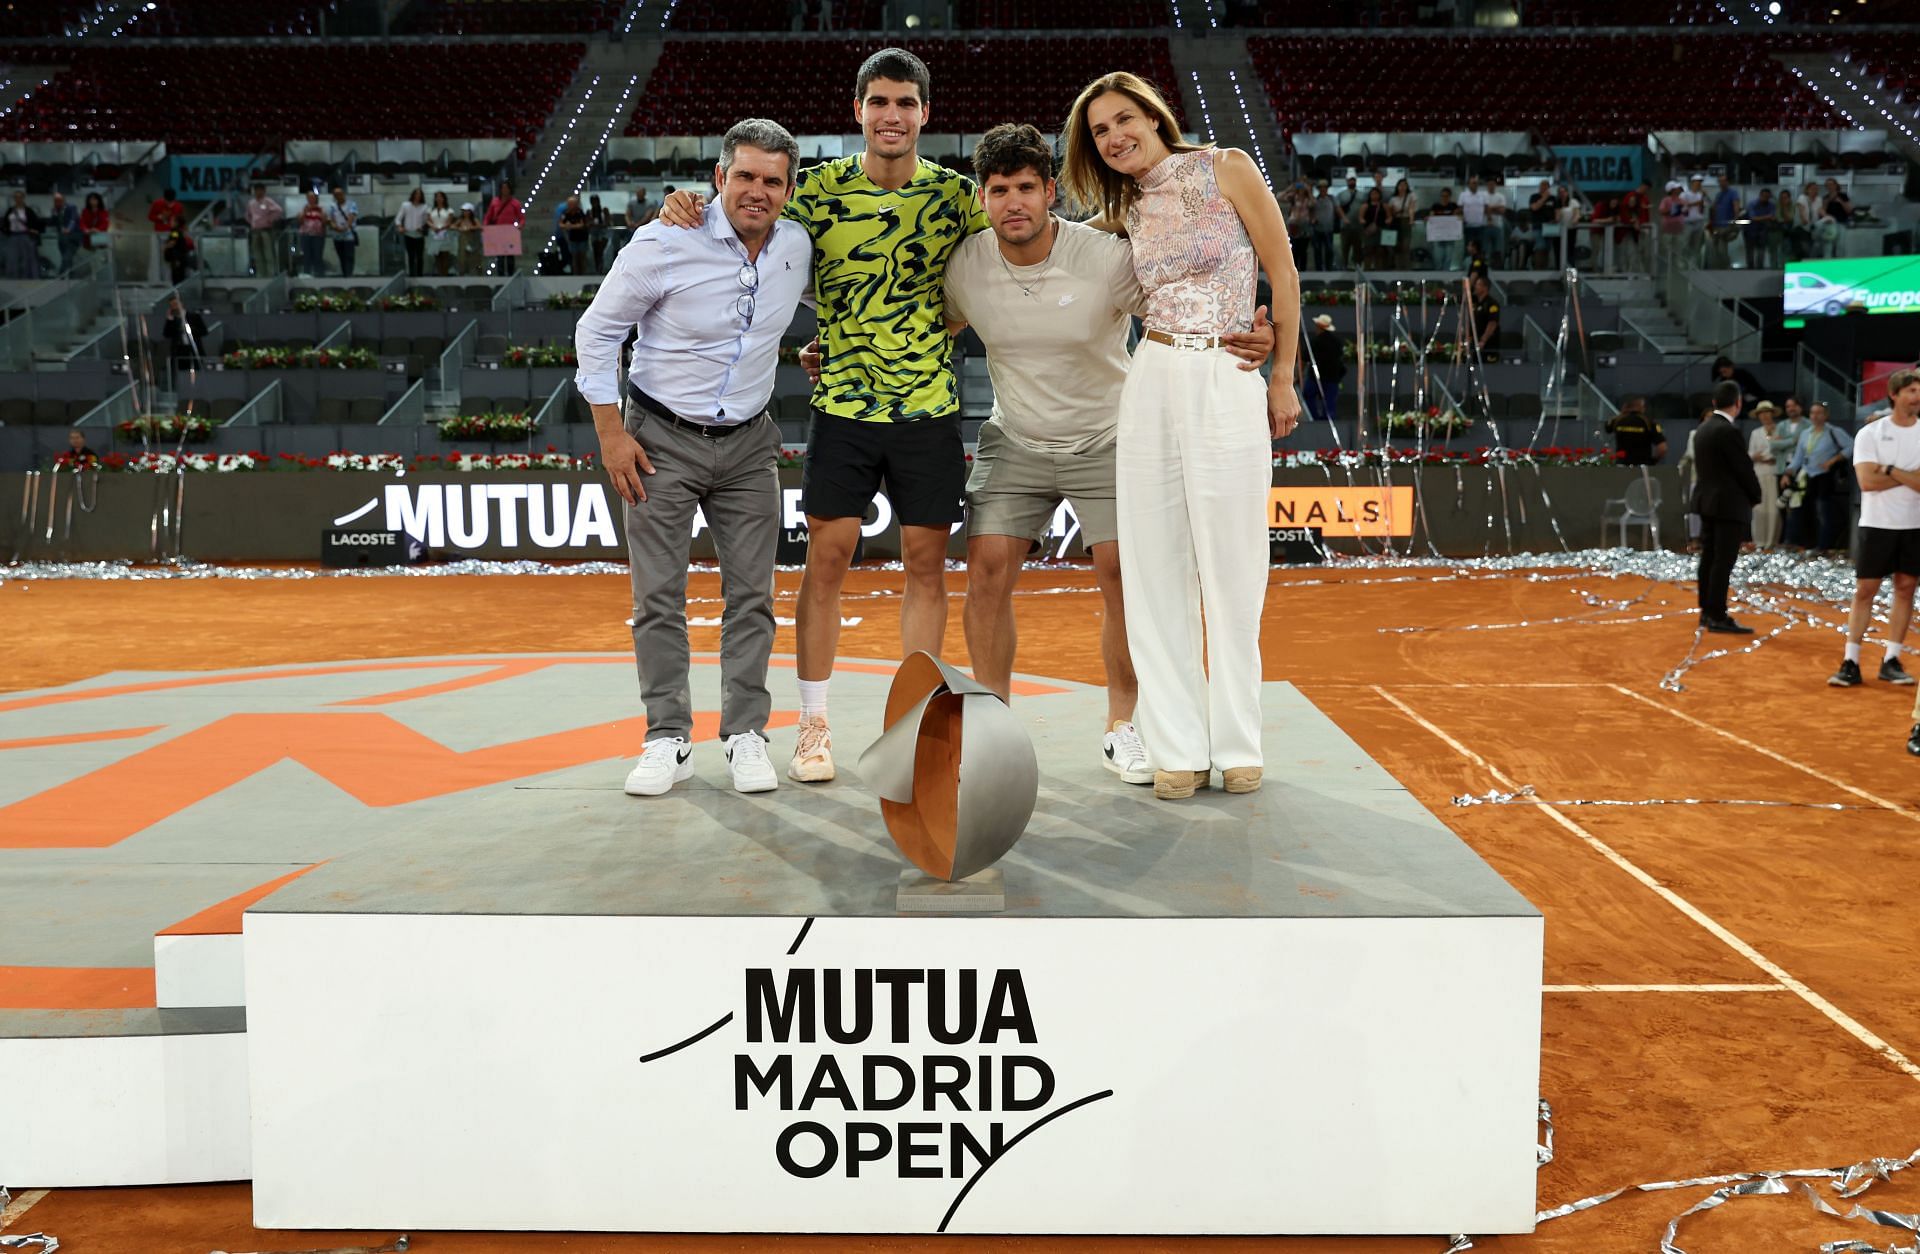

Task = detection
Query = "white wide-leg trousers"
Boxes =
[1116,339,1272,773]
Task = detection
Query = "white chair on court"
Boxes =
[1599,474,1662,549]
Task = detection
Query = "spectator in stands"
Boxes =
[1427,186,1461,271]
[1554,185,1581,264]
[1748,399,1784,549]
[147,187,185,236]
[1337,175,1363,267]
[162,294,205,368]
[295,191,328,276]
[244,184,284,278]
[560,194,591,276]
[1303,313,1344,423]
[1284,182,1311,271]
[455,203,484,275]
[1527,180,1556,267]
[162,227,196,285]
[63,428,97,467]
[1387,178,1416,269]
[1679,176,1707,268]
[1606,395,1665,465]
[325,186,359,276]
[1798,181,1833,259]
[1778,186,1808,261]
[80,192,110,256]
[1707,179,1741,269]
[1359,186,1386,269]
[1658,179,1686,269]
[426,191,455,276]
[1469,273,1500,362]
[1784,401,1854,556]
[49,192,82,275]
[1486,176,1510,268]
[1614,181,1651,272]
[1459,174,1489,260]
[396,187,430,277]
[485,178,524,275]
[1309,180,1337,271]
[627,186,657,231]
[2,191,42,279]
[1710,356,1763,411]
[589,194,611,274]
[551,198,571,273]
[1743,188,1776,270]
[1822,178,1852,253]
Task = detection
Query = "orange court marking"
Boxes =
[0,965,156,1010]
[158,865,325,937]
[0,725,164,751]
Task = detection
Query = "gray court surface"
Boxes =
[255,682,1540,923]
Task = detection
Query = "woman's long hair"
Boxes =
[1060,71,1205,228]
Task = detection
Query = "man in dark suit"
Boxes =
[1693,379,1763,634]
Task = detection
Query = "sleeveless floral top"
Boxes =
[1125,148,1257,336]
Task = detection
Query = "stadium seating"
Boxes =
[626,36,1182,136]
[0,43,584,153]
[128,0,340,37]
[664,0,885,31]
[1249,33,1844,142]
[954,0,1168,29]
[402,0,619,35]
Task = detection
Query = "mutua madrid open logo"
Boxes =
[638,919,1113,1231]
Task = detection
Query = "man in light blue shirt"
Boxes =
[1784,401,1854,554]
[574,117,812,799]
[324,186,358,276]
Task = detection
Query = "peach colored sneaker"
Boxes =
[1153,769,1209,800]
[787,714,835,783]
[1222,766,1263,794]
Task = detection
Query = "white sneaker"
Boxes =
[624,736,693,796]
[1102,722,1153,784]
[788,714,835,782]
[724,731,779,793]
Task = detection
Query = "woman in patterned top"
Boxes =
[1061,71,1302,802]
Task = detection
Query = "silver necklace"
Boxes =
[997,218,1056,299]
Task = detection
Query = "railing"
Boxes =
[1795,341,1858,424]
[434,321,478,402]
[529,378,571,436]
[244,272,288,314]
[378,378,426,426]
[1658,250,1763,362]
[316,319,352,350]
[0,260,112,368]
[71,384,137,429]
[493,271,527,313]
[1576,375,1619,432]
[225,379,284,427]
[1615,310,1664,355]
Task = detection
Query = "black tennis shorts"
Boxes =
[800,409,966,528]
[1856,525,1920,580]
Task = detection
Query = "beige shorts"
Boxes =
[965,420,1119,550]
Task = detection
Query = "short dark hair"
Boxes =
[1712,380,1742,410]
[1889,368,1920,396]
[856,47,929,103]
[971,123,1053,184]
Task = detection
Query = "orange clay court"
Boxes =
[4,561,1920,1253]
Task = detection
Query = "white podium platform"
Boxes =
[245,680,1543,1236]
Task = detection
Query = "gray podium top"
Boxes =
[255,681,1539,922]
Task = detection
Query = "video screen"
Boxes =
[1783,255,1920,321]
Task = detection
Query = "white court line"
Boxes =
[1312,682,1611,688]
[1544,983,1787,993]
[1609,683,1920,824]
[1372,684,1920,1085]
[0,1188,47,1231]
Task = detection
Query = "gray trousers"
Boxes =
[623,401,781,742]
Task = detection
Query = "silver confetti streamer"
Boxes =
[1452,785,1863,811]
[0,1237,57,1253]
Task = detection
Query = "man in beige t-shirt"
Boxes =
[941,123,1270,785]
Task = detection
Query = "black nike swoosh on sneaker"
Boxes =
[1104,744,1117,761]
[676,748,691,764]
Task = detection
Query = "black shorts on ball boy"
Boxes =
[1856,525,1920,581]
[800,408,966,528]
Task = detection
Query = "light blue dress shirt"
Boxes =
[1786,422,1854,478]
[573,200,811,425]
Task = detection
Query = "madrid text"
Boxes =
[736,967,1054,1180]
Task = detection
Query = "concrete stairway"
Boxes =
[1167,35,1289,189]
[517,39,662,264]
[1585,275,1696,358]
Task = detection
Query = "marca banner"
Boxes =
[1269,486,1415,537]
[1556,145,1644,193]
[168,154,271,197]
[1785,255,1920,320]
